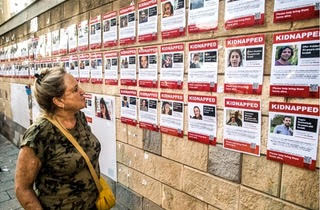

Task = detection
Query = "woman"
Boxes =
[140,55,148,69]
[275,46,294,65]
[163,2,173,18]
[15,67,101,209]
[228,49,242,67]
[99,98,111,120]
[162,102,172,115]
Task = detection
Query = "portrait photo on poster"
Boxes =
[226,109,243,127]
[139,55,149,69]
[274,45,298,66]
[270,115,294,136]
[95,96,112,120]
[122,96,129,108]
[189,52,203,68]
[162,101,172,115]
[227,48,244,67]
[190,105,203,120]
[140,99,148,111]
[162,54,173,68]
[162,1,174,18]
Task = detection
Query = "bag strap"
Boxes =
[42,115,102,192]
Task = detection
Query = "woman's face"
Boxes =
[142,100,146,107]
[231,114,236,122]
[280,48,292,61]
[100,103,106,114]
[140,56,148,68]
[164,3,172,16]
[165,104,170,113]
[194,107,200,117]
[230,51,241,67]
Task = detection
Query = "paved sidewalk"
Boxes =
[0,134,22,210]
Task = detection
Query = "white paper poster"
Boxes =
[270,28,320,98]
[138,47,158,88]
[188,95,216,145]
[188,0,219,33]
[102,11,118,47]
[161,0,186,39]
[119,5,136,45]
[267,102,319,170]
[45,32,52,57]
[120,89,137,126]
[90,15,102,50]
[160,43,184,89]
[224,0,265,30]
[160,92,184,137]
[188,40,218,92]
[139,91,159,131]
[37,34,46,58]
[104,51,118,85]
[69,55,79,80]
[60,28,68,55]
[90,53,103,84]
[11,83,30,128]
[79,54,90,83]
[224,34,265,95]
[223,98,261,156]
[78,20,89,52]
[68,24,78,53]
[138,0,158,42]
[51,30,60,56]
[61,56,70,73]
[120,48,137,86]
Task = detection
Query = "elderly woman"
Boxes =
[15,67,101,209]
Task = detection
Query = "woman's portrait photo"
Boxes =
[162,1,174,18]
[228,49,243,67]
[226,110,242,127]
[120,16,128,28]
[95,97,111,120]
[162,101,172,115]
[275,45,298,66]
[140,99,148,112]
[139,55,149,69]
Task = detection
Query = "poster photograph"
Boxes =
[160,43,184,89]
[45,32,52,57]
[120,89,137,126]
[188,95,216,145]
[104,51,118,85]
[274,0,319,22]
[51,30,60,56]
[267,102,319,170]
[79,54,90,83]
[78,20,89,52]
[139,91,159,131]
[138,0,158,42]
[224,0,265,30]
[119,5,136,45]
[223,98,261,156]
[89,15,102,50]
[138,47,158,88]
[60,56,70,73]
[160,92,184,137]
[270,28,320,98]
[161,0,186,39]
[224,34,265,95]
[120,48,137,86]
[59,28,68,55]
[90,53,103,84]
[68,24,78,53]
[36,35,45,58]
[188,0,219,33]
[188,40,218,92]
[94,95,114,121]
[69,55,79,80]
[82,93,94,125]
[102,11,118,47]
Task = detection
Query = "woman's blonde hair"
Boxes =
[34,67,66,114]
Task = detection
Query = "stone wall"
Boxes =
[0,0,319,209]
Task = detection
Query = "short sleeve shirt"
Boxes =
[20,111,101,210]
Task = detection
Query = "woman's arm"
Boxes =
[15,146,43,210]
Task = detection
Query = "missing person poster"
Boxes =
[223,98,261,156]
[78,20,89,52]
[94,94,114,121]
[224,0,265,30]
[138,0,158,42]
[188,40,218,92]
[79,54,90,83]
[138,47,158,88]
[160,43,184,89]
[61,56,70,73]
[89,15,102,50]
[90,53,103,84]
[51,30,60,56]
[188,0,219,33]
[120,48,137,86]
[45,32,52,57]
[139,91,159,131]
[83,93,94,125]
[102,11,118,47]
[104,51,118,85]
[69,55,79,80]
[267,102,319,170]
[68,24,77,53]
[60,28,68,55]
[188,95,216,145]
[119,5,136,45]
[270,28,320,98]
[224,34,265,95]
[274,0,319,22]
[160,92,184,137]
[120,89,137,126]
[161,0,186,39]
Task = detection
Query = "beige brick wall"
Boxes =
[0,0,319,209]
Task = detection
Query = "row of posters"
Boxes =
[119,90,320,170]
[1,28,319,98]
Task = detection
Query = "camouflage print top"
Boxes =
[20,111,101,210]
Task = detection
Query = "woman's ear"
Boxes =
[53,97,65,109]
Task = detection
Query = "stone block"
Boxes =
[281,165,319,209]
[128,168,162,205]
[242,154,281,196]
[116,96,121,119]
[162,184,207,210]
[183,166,239,209]
[116,183,143,210]
[239,186,306,210]
[50,4,64,25]
[216,109,223,144]
[162,134,208,171]
[208,144,241,183]
[38,11,51,30]
[293,19,319,30]
[143,152,183,190]
[63,0,79,19]
[143,129,162,155]
[79,0,93,13]
[111,203,129,210]
[142,197,164,210]
[128,125,143,149]
[116,141,126,164]
[117,119,128,143]
[208,205,219,210]
[125,144,145,173]
[260,115,269,155]
[117,163,129,187]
